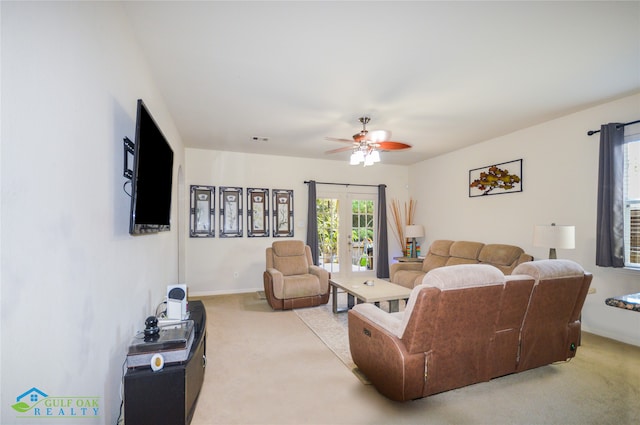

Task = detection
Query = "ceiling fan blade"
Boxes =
[325,137,356,144]
[376,141,412,150]
[325,146,355,154]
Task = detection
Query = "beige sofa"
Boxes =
[390,240,533,288]
[349,260,593,401]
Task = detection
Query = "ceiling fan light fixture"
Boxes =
[350,150,364,165]
[363,152,375,166]
[325,116,411,166]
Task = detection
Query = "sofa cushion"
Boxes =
[421,240,453,272]
[282,274,321,298]
[512,259,584,280]
[272,241,309,276]
[393,270,425,288]
[273,240,306,256]
[445,257,480,267]
[449,241,485,260]
[430,240,454,256]
[421,254,449,273]
[479,244,524,266]
[273,255,308,276]
[423,264,505,290]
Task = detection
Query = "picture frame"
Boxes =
[469,159,523,197]
[272,189,294,237]
[189,185,215,238]
[247,188,269,237]
[219,186,243,237]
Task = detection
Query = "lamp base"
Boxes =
[548,248,557,259]
[410,238,418,258]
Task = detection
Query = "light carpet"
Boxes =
[192,293,640,425]
[293,293,404,385]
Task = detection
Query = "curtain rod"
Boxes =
[303,180,381,188]
[587,119,640,136]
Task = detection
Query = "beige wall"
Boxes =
[409,93,640,346]
[184,149,409,295]
[1,2,185,423]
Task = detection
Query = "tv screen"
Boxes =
[129,99,174,235]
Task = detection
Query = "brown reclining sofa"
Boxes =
[349,259,592,401]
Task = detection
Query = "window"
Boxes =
[624,136,640,267]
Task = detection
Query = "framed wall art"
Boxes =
[272,189,294,237]
[247,188,269,237]
[469,159,522,197]
[219,186,243,237]
[189,185,215,238]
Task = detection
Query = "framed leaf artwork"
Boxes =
[272,189,294,237]
[219,186,243,237]
[247,188,269,237]
[469,159,523,197]
[189,185,215,237]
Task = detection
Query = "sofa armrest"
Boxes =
[516,253,534,265]
[351,303,403,337]
[308,265,329,294]
[264,268,284,296]
[348,307,426,401]
[390,262,422,282]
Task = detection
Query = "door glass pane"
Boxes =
[351,199,374,272]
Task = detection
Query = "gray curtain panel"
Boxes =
[596,123,626,267]
[377,184,390,278]
[306,180,319,265]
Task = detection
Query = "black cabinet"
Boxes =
[124,300,206,425]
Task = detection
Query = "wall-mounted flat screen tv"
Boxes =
[129,99,174,235]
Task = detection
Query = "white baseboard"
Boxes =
[189,287,263,298]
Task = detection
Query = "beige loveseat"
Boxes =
[390,240,533,288]
[349,260,593,401]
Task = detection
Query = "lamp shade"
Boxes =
[533,224,575,249]
[405,224,425,239]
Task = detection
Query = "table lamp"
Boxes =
[533,223,575,259]
[405,224,425,258]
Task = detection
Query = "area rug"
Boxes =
[294,295,372,385]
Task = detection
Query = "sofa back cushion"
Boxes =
[422,263,506,290]
[512,259,592,371]
[430,239,454,256]
[479,244,524,266]
[401,265,506,393]
[271,240,309,276]
[421,240,453,272]
[443,241,483,266]
[400,264,505,341]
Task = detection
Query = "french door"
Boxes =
[316,190,377,278]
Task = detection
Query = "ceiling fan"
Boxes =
[325,116,412,165]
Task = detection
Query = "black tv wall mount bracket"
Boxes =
[123,137,134,179]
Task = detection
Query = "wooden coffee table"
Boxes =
[329,276,412,314]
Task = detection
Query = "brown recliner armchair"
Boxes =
[263,240,330,310]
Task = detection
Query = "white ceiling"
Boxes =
[122,1,640,165]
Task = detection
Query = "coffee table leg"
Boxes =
[332,284,339,314]
[347,293,355,309]
[388,299,400,313]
